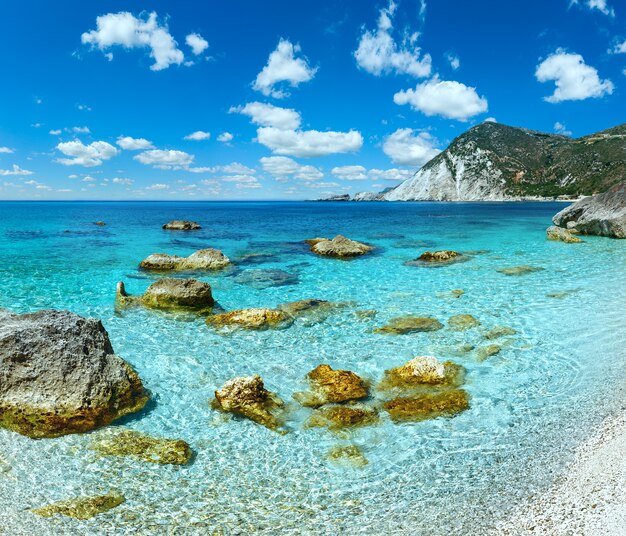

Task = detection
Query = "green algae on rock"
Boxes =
[484,326,517,339]
[378,356,464,390]
[212,375,285,431]
[206,307,292,331]
[116,279,215,313]
[326,445,369,468]
[448,314,481,331]
[496,265,545,276]
[306,235,374,258]
[0,309,149,438]
[90,429,192,465]
[278,298,346,325]
[306,405,379,431]
[31,492,125,520]
[374,316,443,335]
[294,364,369,407]
[383,389,470,423]
[476,344,502,361]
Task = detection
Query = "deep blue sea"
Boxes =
[0,201,624,535]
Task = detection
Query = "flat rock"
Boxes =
[162,220,201,231]
[497,265,544,276]
[307,405,379,430]
[448,314,480,331]
[484,326,517,339]
[405,250,469,267]
[0,310,148,438]
[206,308,291,330]
[31,492,125,520]
[546,226,583,243]
[378,356,464,390]
[233,269,298,289]
[383,389,470,422]
[307,235,374,258]
[375,316,443,335]
[140,249,230,271]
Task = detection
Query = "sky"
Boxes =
[0,0,624,200]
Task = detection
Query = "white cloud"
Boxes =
[394,77,488,121]
[220,162,256,175]
[82,176,96,182]
[68,174,78,179]
[56,140,119,167]
[0,147,14,154]
[535,49,614,103]
[77,104,92,111]
[382,128,441,166]
[112,177,134,185]
[610,39,626,54]
[257,127,363,157]
[184,131,211,141]
[484,117,497,123]
[368,168,414,181]
[72,126,90,134]
[331,165,368,180]
[570,0,614,16]
[217,132,233,143]
[185,33,209,55]
[221,174,262,189]
[231,101,301,129]
[81,12,184,71]
[354,1,431,78]
[146,183,169,190]
[117,136,154,150]
[554,122,573,136]
[134,149,194,169]
[49,129,62,136]
[260,156,323,181]
[253,39,317,98]
[447,53,460,70]
[0,164,33,176]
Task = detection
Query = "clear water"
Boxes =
[0,201,624,535]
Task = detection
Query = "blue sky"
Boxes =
[0,0,624,200]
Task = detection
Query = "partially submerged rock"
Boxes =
[546,226,583,243]
[206,308,291,331]
[90,429,192,465]
[279,299,345,325]
[162,220,201,231]
[405,250,468,267]
[383,389,470,422]
[139,249,230,271]
[31,492,125,520]
[448,314,480,331]
[94,221,106,226]
[117,278,215,312]
[379,356,464,390]
[375,316,443,335]
[294,364,368,407]
[307,405,379,430]
[552,183,626,238]
[497,265,544,276]
[437,289,465,299]
[233,268,298,289]
[484,326,517,339]
[307,235,374,258]
[476,344,501,361]
[326,445,368,468]
[0,310,148,438]
[213,375,284,431]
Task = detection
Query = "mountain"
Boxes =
[357,122,626,201]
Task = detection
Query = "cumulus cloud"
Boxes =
[220,162,256,174]
[554,122,573,136]
[185,33,208,55]
[72,126,90,134]
[231,101,301,129]
[221,174,262,189]
[570,0,614,16]
[146,183,169,190]
[354,1,431,78]
[382,128,441,166]
[0,147,14,154]
[257,127,363,157]
[49,129,62,136]
[112,177,134,185]
[331,165,368,180]
[535,49,614,102]
[394,77,488,121]
[260,156,323,181]
[0,164,33,176]
[81,12,184,71]
[368,168,414,181]
[217,132,233,143]
[253,39,317,98]
[56,140,119,167]
[134,149,194,169]
[116,136,154,150]
[184,131,210,141]
[612,40,626,54]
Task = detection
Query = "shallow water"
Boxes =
[0,201,624,535]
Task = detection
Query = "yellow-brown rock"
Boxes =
[306,404,379,430]
[379,356,464,390]
[383,389,470,422]
[31,492,125,520]
[294,364,368,407]
[447,314,480,331]
[206,308,291,330]
[374,316,443,335]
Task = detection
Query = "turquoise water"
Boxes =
[0,201,624,535]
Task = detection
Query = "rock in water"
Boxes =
[206,308,292,330]
[162,220,201,230]
[374,316,443,335]
[552,183,626,238]
[307,235,374,257]
[31,492,125,520]
[383,389,470,422]
[117,278,215,312]
[293,364,368,407]
[140,249,230,271]
[447,314,481,331]
[405,250,468,267]
[378,356,464,389]
[0,310,148,438]
[546,226,583,243]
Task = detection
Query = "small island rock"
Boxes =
[307,235,374,258]
[162,220,201,231]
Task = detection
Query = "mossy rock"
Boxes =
[476,344,502,361]
[90,429,192,465]
[378,356,464,390]
[306,405,379,431]
[326,445,368,468]
[31,492,125,520]
[484,326,517,340]
[206,308,292,331]
[497,265,544,276]
[383,389,470,422]
[294,364,368,407]
[374,316,443,335]
[447,314,480,331]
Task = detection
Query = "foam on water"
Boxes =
[0,201,624,534]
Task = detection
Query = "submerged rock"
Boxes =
[117,279,215,313]
[476,344,501,361]
[374,316,443,335]
[447,314,480,331]
[405,250,468,267]
[379,356,464,390]
[0,310,148,438]
[294,364,368,407]
[546,226,583,243]
[436,289,465,299]
[496,265,544,276]
[206,308,291,330]
[484,326,517,339]
[233,268,298,289]
[162,220,201,231]
[279,299,345,325]
[90,429,192,465]
[307,235,374,258]
[94,221,106,226]
[213,375,284,431]
[307,405,379,430]
[383,389,470,422]
[140,249,230,271]
[552,183,626,238]
[326,445,369,468]
[31,492,125,520]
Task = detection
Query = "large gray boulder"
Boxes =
[552,183,626,238]
[0,310,149,438]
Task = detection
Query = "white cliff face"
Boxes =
[382,144,510,201]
